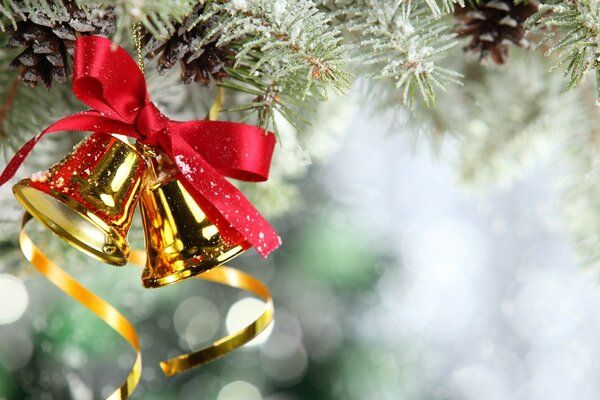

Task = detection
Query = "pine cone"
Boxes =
[143,5,234,86]
[7,3,116,89]
[454,0,539,64]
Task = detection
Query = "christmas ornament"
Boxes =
[454,0,539,64]
[142,3,233,85]
[13,132,146,265]
[1,35,281,258]
[7,2,115,88]
[1,35,280,399]
[140,170,248,288]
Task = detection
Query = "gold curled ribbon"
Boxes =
[20,213,142,400]
[20,212,274,398]
[128,249,274,377]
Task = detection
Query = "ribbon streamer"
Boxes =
[20,213,274,398]
[20,213,142,399]
[129,249,274,377]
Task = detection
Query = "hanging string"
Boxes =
[133,22,144,73]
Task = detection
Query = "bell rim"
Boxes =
[141,246,246,289]
[13,179,130,266]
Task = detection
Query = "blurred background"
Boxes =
[2,78,600,399]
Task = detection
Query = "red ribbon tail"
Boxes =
[0,111,139,186]
[188,187,281,258]
[0,135,40,186]
[170,138,281,258]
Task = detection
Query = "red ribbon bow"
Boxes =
[0,36,281,257]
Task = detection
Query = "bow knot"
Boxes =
[0,36,281,258]
[135,102,168,147]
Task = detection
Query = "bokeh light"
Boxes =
[218,380,262,400]
[0,274,29,325]
[0,327,33,371]
[260,333,308,384]
[174,296,220,349]
[508,271,584,346]
[226,297,274,347]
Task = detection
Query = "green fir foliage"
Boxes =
[0,36,82,160]
[194,0,351,132]
[528,0,600,100]
[427,0,465,15]
[0,0,197,39]
[328,0,462,108]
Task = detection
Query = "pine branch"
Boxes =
[527,0,600,101]
[0,0,24,31]
[101,0,196,44]
[420,50,588,187]
[0,0,196,45]
[0,41,83,167]
[190,0,351,132]
[0,0,101,31]
[329,0,462,108]
[0,77,19,139]
[426,0,465,15]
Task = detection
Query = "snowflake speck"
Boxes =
[175,155,197,181]
[31,171,50,182]
[54,177,65,189]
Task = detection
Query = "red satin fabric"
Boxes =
[0,36,281,257]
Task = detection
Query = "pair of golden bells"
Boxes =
[12,132,246,288]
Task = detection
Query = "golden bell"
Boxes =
[12,132,147,266]
[140,174,248,288]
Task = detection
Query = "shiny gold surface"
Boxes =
[140,176,246,288]
[13,133,147,266]
[20,213,274,397]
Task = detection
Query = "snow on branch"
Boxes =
[191,0,350,132]
[330,0,462,108]
[0,0,197,42]
[527,0,600,101]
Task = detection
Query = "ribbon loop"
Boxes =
[72,36,149,122]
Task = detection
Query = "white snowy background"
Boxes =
[316,101,600,400]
